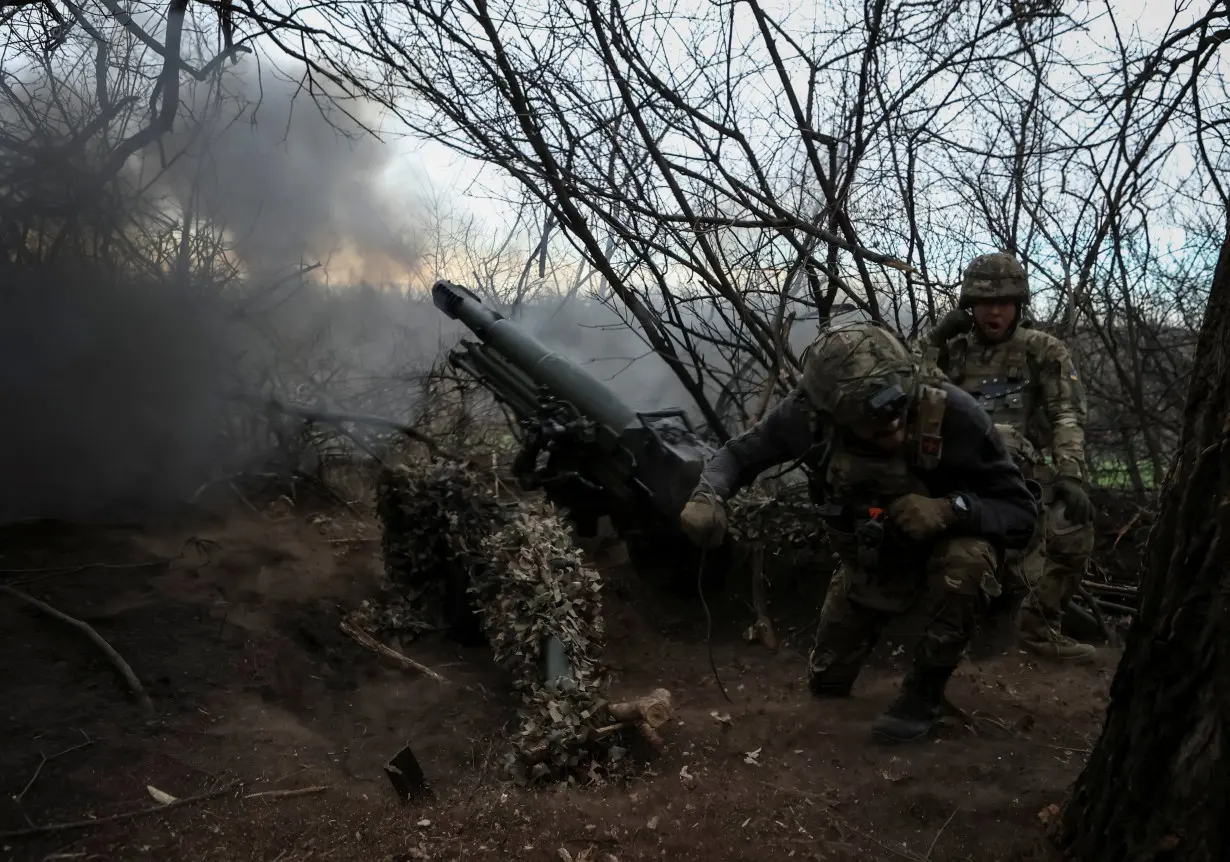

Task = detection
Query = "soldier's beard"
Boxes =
[871,426,907,452]
[849,419,907,453]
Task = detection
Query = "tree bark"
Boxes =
[1057,219,1230,861]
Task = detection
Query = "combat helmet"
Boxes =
[801,321,917,428]
[959,252,1029,308]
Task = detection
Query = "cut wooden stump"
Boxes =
[523,687,675,764]
[607,687,673,754]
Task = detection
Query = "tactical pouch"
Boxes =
[913,386,947,470]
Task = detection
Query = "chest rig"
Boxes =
[945,334,1033,434]
[815,382,948,571]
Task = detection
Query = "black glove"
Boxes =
[930,308,973,345]
[1052,477,1094,525]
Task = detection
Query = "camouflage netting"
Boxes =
[471,506,612,783]
[727,488,831,554]
[370,460,619,785]
[364,461,510,637]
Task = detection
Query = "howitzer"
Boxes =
[431,279,716,541]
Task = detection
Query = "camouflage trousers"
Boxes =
[807,535,1000,695]
[989,425,1096,641]
[1008,497,1095,639]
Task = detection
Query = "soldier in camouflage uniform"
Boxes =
[921,252,1097,662]
[678,321,1038,743]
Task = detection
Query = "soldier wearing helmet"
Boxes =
[679,321,1037,743]
[921,251,1096,662]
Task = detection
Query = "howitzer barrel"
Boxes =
[433,280,637,432]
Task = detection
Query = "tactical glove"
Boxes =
[929,308,974,345]
[1052,477,1094,525]
[680,490,728,548]
[887,493,957,541]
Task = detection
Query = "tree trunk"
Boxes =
[1057,220,1230,861]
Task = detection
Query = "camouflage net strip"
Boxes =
[727,488,831,554]
[371,460,621,785]
[473,507,610,783]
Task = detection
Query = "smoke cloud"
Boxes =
[0,59,429,523]
[156,62,423,285]
[0,52,860,525]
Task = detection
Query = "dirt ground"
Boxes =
[0,495,1126,862]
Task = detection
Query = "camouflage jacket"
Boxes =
[927,324,1088,484]
[698,382,1038,551]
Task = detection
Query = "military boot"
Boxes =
[1015,607,1096,662]
[1018,629,1096,663]
[870,664,955,743]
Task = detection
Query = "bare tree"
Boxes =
[1056,210,1229,861]
[4,0,1225,490]
[354,0,1222,472]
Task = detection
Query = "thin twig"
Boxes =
[339,618,450,684]
[16,755,48,804]
[0,559,170,577]
[1111,510,1143,549]
[16,730,93,803]
[4,539,204,587]
[924,807,960,860]
[0,586,155,716]
[251,397,464,462]
[1025,741,1093,755]
[244,786,329,800]
[941,698,1014,738]
[0,781,243,839]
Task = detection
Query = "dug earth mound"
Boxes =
[0,462,1124,861]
